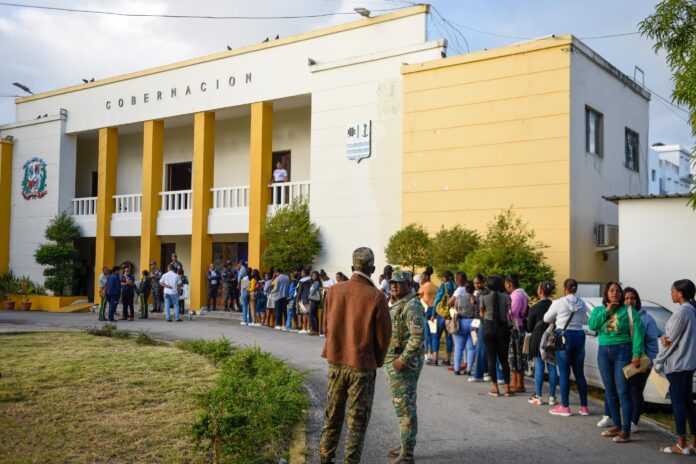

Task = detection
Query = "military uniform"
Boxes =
[150,267,163,313]
[385,273,425,463]
[98,272,108,321]
[221,264,236,311]
[136,275,151,319]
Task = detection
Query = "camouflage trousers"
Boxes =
[384,358,423,453]
[319,363,376,464]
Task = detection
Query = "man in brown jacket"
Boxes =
[319,247,392,464]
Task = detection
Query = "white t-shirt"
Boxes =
[160,271,181,296]
[241,276,250,291]
[453,287,466,298]
[321,278,335,289]
[273,168,288,182]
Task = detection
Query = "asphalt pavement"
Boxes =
[0,310,683,464]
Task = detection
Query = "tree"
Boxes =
[430,225,480,274]
[463,209,555,295]
[384,223,431,273]
[34,212,82,296]
[262,201,321,272]
[639,1,696,206]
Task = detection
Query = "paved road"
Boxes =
[0,310,682,464]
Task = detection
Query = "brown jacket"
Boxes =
[321,273,392,370]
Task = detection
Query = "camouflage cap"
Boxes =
[389,268,413,284]
[352,247,375,269]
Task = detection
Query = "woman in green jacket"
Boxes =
[588,282,644,443]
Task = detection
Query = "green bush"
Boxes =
[191,347,308,464]
[429,225,480,274]
[34,212,82,296]
[174,338,236,365]
[464,208,555,295]
[262,200,321,272]
[134,329,160,346]
[85,323,117,337]
[384,223,432,273]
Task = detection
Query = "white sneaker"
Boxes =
[548,396,557,406]
[281,327,288,332]
[467,377,483,383]
[597,415,612,427]
[298,329,307,334]
[631,422,639,434]
[240,322,247,326]
[274,326,282,330]
[320,334,326,338]
[483,375,492,382]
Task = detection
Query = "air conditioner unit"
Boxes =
[595,224,618,248]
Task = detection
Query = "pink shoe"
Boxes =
[579,406,590,416]
[549,405,572,417]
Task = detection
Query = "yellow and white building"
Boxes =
[0,5,649,309]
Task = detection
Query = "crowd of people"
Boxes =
[94,251,696,458]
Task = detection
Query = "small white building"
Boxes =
[606,193,696,309]
[648,144,693,195]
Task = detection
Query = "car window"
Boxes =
[643,305,671,336]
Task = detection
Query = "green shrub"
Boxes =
[262,201,321,272]
[174,338,236,365]
[191,347,308,464]
[384,223,432,273]
[85,323,117,337]
[134,329,159,346]
[112,329,131,339]
[33,212,82,295]
[429,225,480,274]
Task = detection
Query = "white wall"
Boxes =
[569,42,650,282]
[618,197,696,309]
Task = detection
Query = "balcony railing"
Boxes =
[160,190,192,211]
[269,181,310,207]
[71,197,97,216]
[211,186,249,209]
[113,194,142,214]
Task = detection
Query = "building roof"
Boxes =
[604,193,692,203]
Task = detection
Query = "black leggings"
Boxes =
[483,320,511,384]
[122,294,134,319]
[309,300,320,332]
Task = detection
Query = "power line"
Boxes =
[0,2,401,20]
[578,32,639,39]
[643,85,690,114]
[430,5,469,53]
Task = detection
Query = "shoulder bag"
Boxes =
[543,308,574,353]
[436,284,452,319]
[446,297,460,334]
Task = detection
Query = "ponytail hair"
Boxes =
[674,279,696,308]
[539,281,555,298]
[563,278,578,294]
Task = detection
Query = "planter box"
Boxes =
[5,295,90,312]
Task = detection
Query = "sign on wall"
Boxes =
[21,157,47,200]
[346,121,372,162]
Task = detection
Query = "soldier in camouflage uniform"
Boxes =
[149,262,163,313]
[319,247,392,464]
[221,260,236,311]
[385,268,424,464]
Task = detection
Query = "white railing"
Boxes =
[269,181,310,206]
[71,197,97,216]
[211,186,250,209]
[160,190,192,211]
[113,194,142,214]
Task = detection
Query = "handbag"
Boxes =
[435,284,452,319]
[543,310,575,353]
[446,312,459,335]
[624,306,651,378]
[180,284,190,300]
[522,333,532,355]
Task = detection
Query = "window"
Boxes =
[625,128,640,172]
[585,107,603,156]
[651,169,656,182]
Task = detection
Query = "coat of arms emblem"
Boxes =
[21,157,47,200]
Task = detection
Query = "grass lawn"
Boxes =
[0,332,219,463]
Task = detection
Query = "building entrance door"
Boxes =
[160,243,176,271]
[167,162,192,191]
[212,242,238,308]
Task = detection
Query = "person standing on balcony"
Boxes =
[272,161,289,182]
[120,265,136,321]
[206,263,220,311]
[149,262,163,313]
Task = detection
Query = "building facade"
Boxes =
[648,144,694,195]
[0,6,650,309]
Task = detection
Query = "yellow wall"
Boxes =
[140,120,164,275]
[0,139,13,275]
[248,101,273,271]
[94,128,118,303]
[402,37,572,281]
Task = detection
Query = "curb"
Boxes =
[289,418,307,464]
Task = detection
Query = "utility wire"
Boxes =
[578,32,639,39]
[643,85,690,114]
[0,2,401,19]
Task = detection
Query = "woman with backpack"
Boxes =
[526,281,557,406]
[654,279,696,455]
[505,274,529,393]
[480,275,513,397]
[544,278,590,417]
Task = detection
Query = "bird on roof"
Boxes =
[82,79,88,83]
[262,37,269,43]
[227,45,232,50]
[275,34,279,40]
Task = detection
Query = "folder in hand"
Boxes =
[622,354,651,379]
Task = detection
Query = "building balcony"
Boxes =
[70,180,310,238]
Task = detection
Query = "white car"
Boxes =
[580,297,676,405]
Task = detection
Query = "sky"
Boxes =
[0,0,693,148]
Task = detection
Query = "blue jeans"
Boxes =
[555,329,588,408]
[285,298,296,329]
[107,294,119,322]
[163,292,180,321]
[241,290,250,323]
[533,356,558,398]
[452,318,476,373]
[423,307,433,352]
[430,314,453,355]
[598,343,632,433]
[667,370,696,436]
[473,323,503,380]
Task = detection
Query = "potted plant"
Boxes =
[18,276,35,311]
[1,275,17,310]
